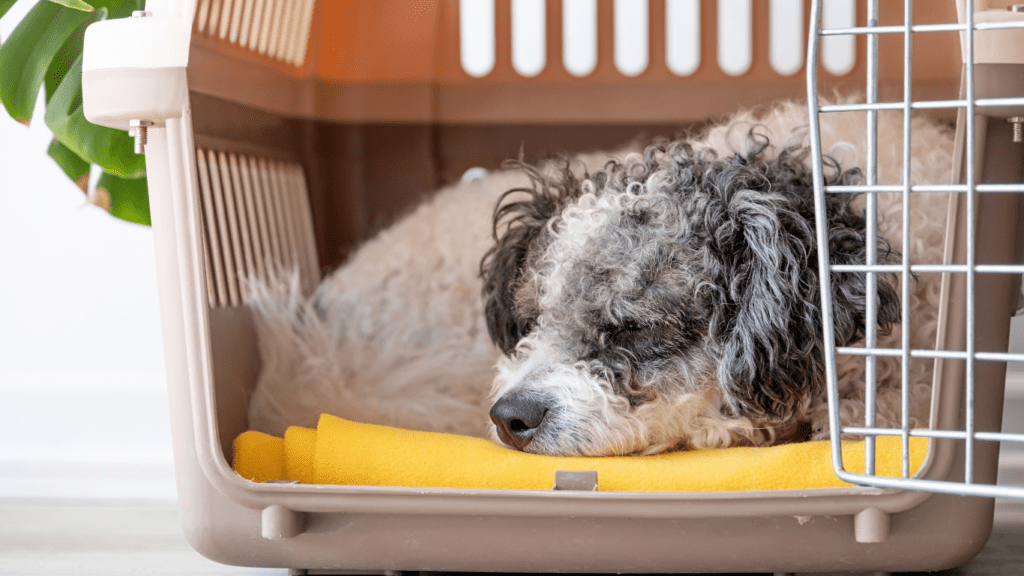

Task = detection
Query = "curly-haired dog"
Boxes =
[247,100,951,456]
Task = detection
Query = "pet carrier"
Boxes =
[81,0,1021,573]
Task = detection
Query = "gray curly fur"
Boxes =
[481,130,901,451]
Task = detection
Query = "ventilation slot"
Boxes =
[194,0,316,66]
[195,150,319,308]
[462,0,851,78]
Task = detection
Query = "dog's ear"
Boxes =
[822,193,902,349]
[712,152,900,421]
[715,186,821,421]
[481,168,571,354]
[480,213,542,354]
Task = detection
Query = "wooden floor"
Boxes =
[3,499,1023,576]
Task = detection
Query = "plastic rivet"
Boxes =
[854,507,890,543]
[262,505,306,539]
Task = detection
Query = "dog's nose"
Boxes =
[489,392,549,450]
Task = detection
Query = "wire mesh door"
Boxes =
[807,0,1024,499]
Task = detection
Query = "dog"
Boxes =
[247,99,952,457]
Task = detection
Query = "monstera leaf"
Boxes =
[0,0,19,22]
[47,138,90,191]
[98,171,150,225]
[0,0,150,225]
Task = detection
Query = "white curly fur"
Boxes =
[246,98,953,456]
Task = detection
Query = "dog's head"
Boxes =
[480,133,900,456]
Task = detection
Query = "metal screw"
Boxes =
[127,13,154,154]
[1009,117,1024,143]
[129,119,154,154]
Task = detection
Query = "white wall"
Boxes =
[0,0,174,500]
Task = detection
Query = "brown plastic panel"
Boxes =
[187,0,963,124]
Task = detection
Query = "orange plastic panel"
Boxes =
[314,0,441,83]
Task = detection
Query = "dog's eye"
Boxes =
[607,320,656,356]
[616,319,643,334]
[606,312,706,364]
[605,319,641,340]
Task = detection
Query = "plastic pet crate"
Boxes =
[81,0,1024,573]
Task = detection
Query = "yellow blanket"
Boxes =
[233,414,927,492]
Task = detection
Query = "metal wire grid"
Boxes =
[807,0,1024,499]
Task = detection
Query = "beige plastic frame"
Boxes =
[82,0,1019,573]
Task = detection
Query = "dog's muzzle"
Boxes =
[489,391,549,450]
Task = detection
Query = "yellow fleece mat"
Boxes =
[233,414,927,492]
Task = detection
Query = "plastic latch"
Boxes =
[553,470,598,491]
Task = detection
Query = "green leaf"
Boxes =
[0,1,92,122]
[98,172,150,226]
[0,0,17,21]
[47,139,91,191]
[45,54,146,179]
[42,0,136,102]
[99,0,141,20]
[47,0,95,12]
[45,7,107,102]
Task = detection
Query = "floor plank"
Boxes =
[0,500,284,576]
[2,498,1022,575]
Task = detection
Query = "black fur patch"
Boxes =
[480,161,589,354]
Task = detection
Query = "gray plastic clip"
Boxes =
[553,470,598,491]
